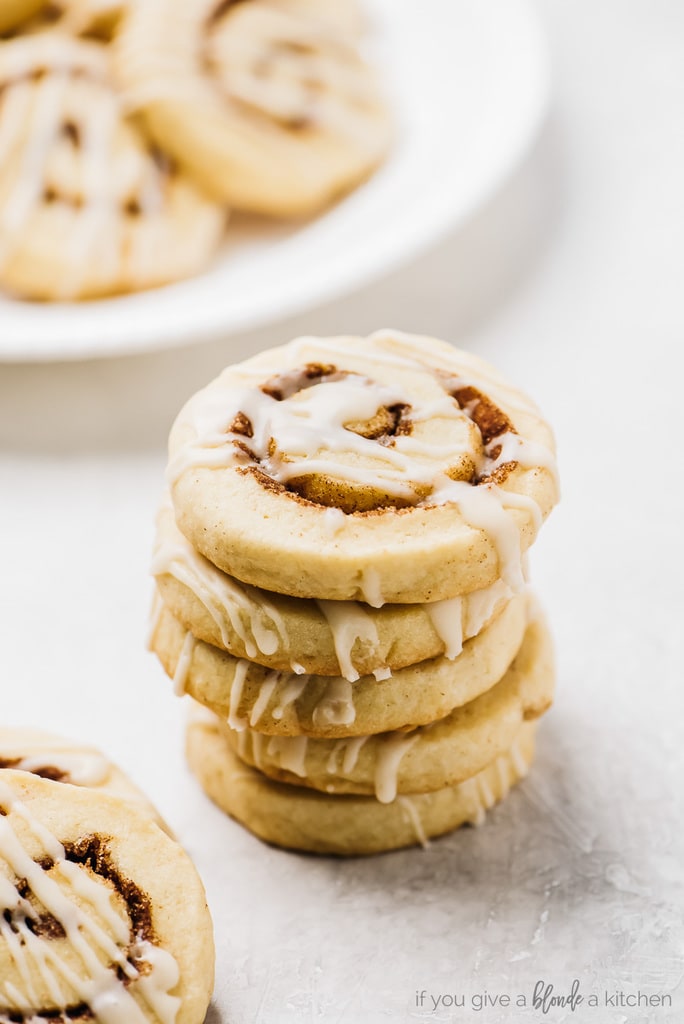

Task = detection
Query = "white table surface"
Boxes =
[1,2,683,1022]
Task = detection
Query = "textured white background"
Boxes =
[1,2,683,1022]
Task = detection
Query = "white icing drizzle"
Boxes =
[315,600,379,682]
[478,775,495,811]
[425,577,515,657]
[0,753,109,787]
[397,796,430,850]
[249,732,265,769]
[358,566,384,609]
[0,778,180,1023]
[151,524,289,660]
[172,631,195,697]
[57,83,119,300]
[290,662,306,675]
[227,659,249,731]
[0,73,69,273]
[271,677,307,723]
[430,477,526,592]
[248,672,280,727]
[326,736,368,775]
[374,733,417,804]
[266,736,308,778]
[510,737,529,779]
[321,507,346,537]
[463,578,512,637]
[0,39,166,300]
[372,666,392,681]
[312,678,356,728]
[424,596,464,660]
[470,792,487,828]
[236,728,248,761]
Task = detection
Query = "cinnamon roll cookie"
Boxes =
[153,501,519,679]
[150,591,529,737]
[167,331,559,603]
[0,33,224,300]
[0,770,214,1022]
[216,612,554,801]
[115,0,391,216]
[0,727,166,826]
[187,706,537,856]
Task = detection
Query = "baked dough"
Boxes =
[0,0,43,33]
[168,331,559,602]
[150,591,528,738]
[114,0,391,216]
[0,33,224,299]
[0,726,166,826]
[153,500,517,677]
[0,769,214,1023]
[187,707,537,855]
[217,612,554,800]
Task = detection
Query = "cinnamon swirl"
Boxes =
[0,770,214,1023]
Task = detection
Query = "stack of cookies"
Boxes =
[0,0,389,300]
[149,330,560,855]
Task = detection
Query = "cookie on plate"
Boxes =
[115,0,391,216]
[0,32,224,300]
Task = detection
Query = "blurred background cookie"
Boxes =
[115,0,391,216]
[0,32,224,299]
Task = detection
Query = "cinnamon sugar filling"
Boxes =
[223,364,519,513]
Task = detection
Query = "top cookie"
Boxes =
[168,331,559,603]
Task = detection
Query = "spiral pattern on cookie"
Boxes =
[0,779,175,1021]
[0,771,213,1023]
[0,32,223,299]
[168,331,559,603]
[115,0,390,215]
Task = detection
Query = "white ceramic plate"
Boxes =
[0,0,550,362]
